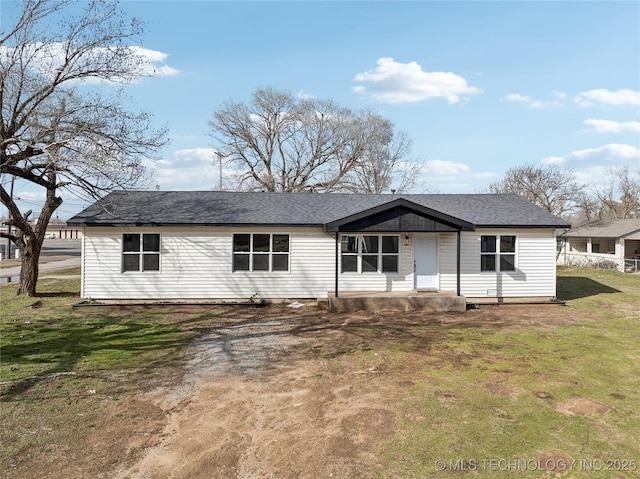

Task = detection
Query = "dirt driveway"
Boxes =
[110,309,402,478]
[98,304,574,479]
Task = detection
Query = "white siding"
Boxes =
[81,227,559,300]
[81,227,414,300]
[440,229,558,298]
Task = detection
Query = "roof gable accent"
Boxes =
[323,197,475,232]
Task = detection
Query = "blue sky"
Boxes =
[3,0,640,219]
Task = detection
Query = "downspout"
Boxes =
[456,230,461,296]
[335,232,339,298]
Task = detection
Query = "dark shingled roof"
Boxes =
[560,218,640,238]
[67,191,570,229]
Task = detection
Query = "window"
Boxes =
[233,233,289,272]
[362,235,378,272]
[340,234,399,273]
[481,235,516,272]
[381,235,399,273]
[123,234,160,272]
[340,235,358,272]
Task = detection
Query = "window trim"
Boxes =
[122,233,161,273]
[232,233,290,273]
[480,234,517,273]
[340,234,400,274]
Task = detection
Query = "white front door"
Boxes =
[414,235,439,290]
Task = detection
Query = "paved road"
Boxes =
[41,239,81,257]
[1,239,81,259]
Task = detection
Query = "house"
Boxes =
[557,219,640,273]
[67,191,570,305]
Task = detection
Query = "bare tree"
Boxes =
[344,113,418,193]
[1,0,168,296]
[572,191,601,223]
[593,166,640,219]
[485,164,582,218]
[208,87,416,193]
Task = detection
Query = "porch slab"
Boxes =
[327,291,466,313]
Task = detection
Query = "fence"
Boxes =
[625,257,640,273]
[557,251,639,273]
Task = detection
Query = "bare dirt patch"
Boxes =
[113,311,407,478]
[553,396,611,416]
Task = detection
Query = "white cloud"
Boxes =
[571,143,640,160]
[296,90,315,100]
[471,171,498,179]
[172,148,218,163]
[424,159,471,175]
[574,89,640,106]
[541,156,566,165]
[574,165,619,189]
[152,148,220,190]
[543,143,640,166]
[584,118,640,133]
[503,93,533,103]
[15,190,46,202]
[503,93,542,108]
[353,57,480,104]
[127,46,180,78]
[501,92,561,109]
[0,42,179,85]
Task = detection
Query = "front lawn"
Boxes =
[380,267,639,478]
[1,267,638,478]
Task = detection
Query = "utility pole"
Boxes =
[216,151,223,190]
[4,177,15,259]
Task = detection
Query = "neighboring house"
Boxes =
[45,223,83,239]
[557,219,640,273]
[67,191,569,303]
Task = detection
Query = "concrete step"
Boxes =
[328,293,466,313]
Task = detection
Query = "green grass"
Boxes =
[378,267,640,478]
[0,273,223,476]
[1,278,203,385]
[45,266,81,276]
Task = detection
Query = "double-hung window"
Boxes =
[340,234,399,273]
[481,235,516,272]
[233,233,290,272]
[122,233,160,272]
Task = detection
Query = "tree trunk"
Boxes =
[17,233,42,296]
[2,182,61,296]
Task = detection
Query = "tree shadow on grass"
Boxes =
[36,292,79,298]
[557,276,621,301]
[0,316,190,401]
